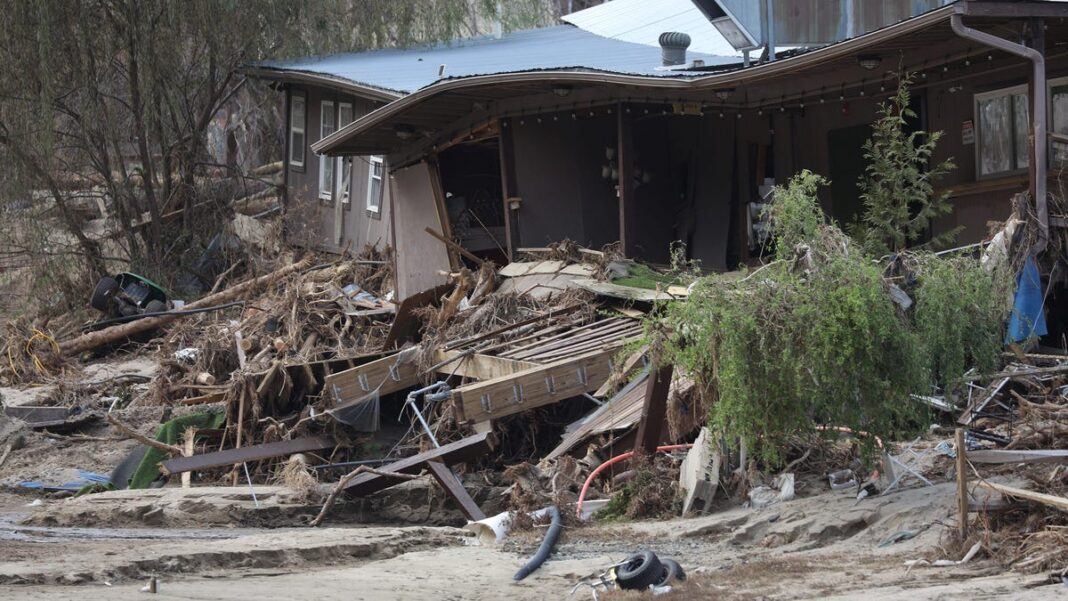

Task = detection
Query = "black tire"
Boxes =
[90,276,119,312]
[144,299,167,314]
[616,550,663,590]
[656,558,686,586]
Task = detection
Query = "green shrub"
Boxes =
[646,171,1009,464]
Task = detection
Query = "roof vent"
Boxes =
[658,31,691,67]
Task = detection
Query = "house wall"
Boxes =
[284,85,393,254]
[507,114,619,248]
[736,54,1068,247]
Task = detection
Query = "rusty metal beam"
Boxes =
[342,431,494,496]
[160,436,336,475]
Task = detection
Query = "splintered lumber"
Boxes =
[342,431,493,496]
[634,363,674,455]
[426,459,485,521]
[323,349,421,404]
[425,227,485,266]
[432,350,538,380]
[60,256,314,356]
[177,391,226,406]
[160,435,335,475]
[310,465,420,527]
[976,480,1068,513]
[107,414,184,457]
[452,347,620,423]
[955,429,968,539]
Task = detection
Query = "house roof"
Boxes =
[243,24,736,100]
[311,1,1068,159]
[562,0,743,57]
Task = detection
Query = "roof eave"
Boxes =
[240,66,405,102]
[315,1,1068,156]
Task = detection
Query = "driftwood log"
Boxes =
[59,256,313,356]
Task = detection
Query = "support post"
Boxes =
[617,101,632,254]
[955,428,969,539]
[634,363,673,455]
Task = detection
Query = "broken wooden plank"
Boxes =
[976,480,1068,513]
[176,391,227,406]
[323,350,421,404]
[967,449,1068,464]
[571,278,679,302]
[634,363,674,455]
[426,459,485,521]
[160,436,335,476]
[452,347,620,424]
[3,406,70,424]
[383,283,451,351]
[432,350,539,380]
[342,431,494,496]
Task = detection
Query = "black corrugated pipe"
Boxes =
[512,506,562,581]
[950,13,1047,255]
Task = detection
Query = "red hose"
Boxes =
[575,444,693,518]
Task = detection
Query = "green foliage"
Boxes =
[854,72,957,255]
[908,254,1010,395]
[647,173,1009,464]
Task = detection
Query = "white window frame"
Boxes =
[974,83,1029,180]
[288,92,306,168]
[1050,76,1068,167]
[366,155,384,214]
[319,100,336,200]
[337,102,354,205]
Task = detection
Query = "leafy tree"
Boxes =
[855,72,956,255]
[0,0,553,315]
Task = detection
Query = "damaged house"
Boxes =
[255,0,1066,304]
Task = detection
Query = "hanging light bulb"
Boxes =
[735,112,741,119]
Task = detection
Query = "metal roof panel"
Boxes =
[250,24,736,94]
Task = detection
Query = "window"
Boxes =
[366,155,384,214]
[1052,77,1068,164]
[288,92,306,168]
[319,101,336,199]
[975,84,1029,178]
[337,103,354,204]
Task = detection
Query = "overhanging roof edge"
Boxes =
[240,66,404,102]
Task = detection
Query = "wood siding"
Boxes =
[284,85,393,254]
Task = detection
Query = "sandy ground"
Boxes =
[0,476,1062,600]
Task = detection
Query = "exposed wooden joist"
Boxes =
[452,346,621,424]
[433,350,539,380]
[323,350,421,404]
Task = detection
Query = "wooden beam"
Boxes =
[425,227,485,267]
[323,351,421,404]
[433,350,539,380]
[955,428,969,539]
[160,435,336,476]
[967,449,1068,464]
[976,479,1068,513]
[426,459,486,521]
[634,364,674,455]
[343,431,494,496]
[452,346,621,424]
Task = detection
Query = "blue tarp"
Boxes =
[19,470,110,492]
[1006,256,1048,343]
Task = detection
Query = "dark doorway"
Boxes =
[437,138,507,263]
[827,123,873,227]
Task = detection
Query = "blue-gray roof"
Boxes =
[251,24,736,95]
